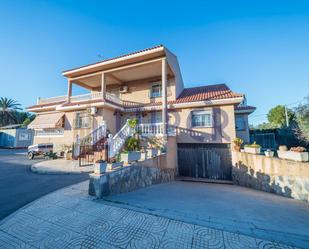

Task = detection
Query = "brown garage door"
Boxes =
[177,143,232,180]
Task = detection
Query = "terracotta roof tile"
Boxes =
[176,84,243,103]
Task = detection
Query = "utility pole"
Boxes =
[285,105,289,127]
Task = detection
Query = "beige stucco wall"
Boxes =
[106,77,176,104]
[232,151,309,202]
[168,105,236,144]
[33,107,118,152]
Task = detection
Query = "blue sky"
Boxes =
[0,0,308,125]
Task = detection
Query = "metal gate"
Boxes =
[177,143,232,180]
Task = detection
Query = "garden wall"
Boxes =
[89,154,176,198]
[232,151,309,202]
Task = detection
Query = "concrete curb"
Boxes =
[30,162,93,175]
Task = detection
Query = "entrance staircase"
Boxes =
[73,122,107,165]
[107,120,135,158]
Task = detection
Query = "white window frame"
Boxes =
[191,110,213,128]
[75,112,91,129]
[35,128,64,137]
[150,82,162,98]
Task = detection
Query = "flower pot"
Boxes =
[244,147,261,154]
[279,145,288,151]
[107,162,123,171]
[94,161,107,174]
[65,152,72,160]
[147,148,158,157]
[264,150,274,157]
[277,151,309,162]
[140,152,148,161]
[120,151,141,164]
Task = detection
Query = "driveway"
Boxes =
[0,149,88,220]
[0,181,302,249]
[103,181,309,248]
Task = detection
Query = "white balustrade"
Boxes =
[38,92,123,106]
[108,121,134,158]
[70,92,103,103]
[105,92,123,105]
[38,96,67,105]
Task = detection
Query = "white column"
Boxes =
[67,79,72,102]
[162,58,167,137]
[101,72,106,99]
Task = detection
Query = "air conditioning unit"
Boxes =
[87,106,97,115]
[119,85,128,93]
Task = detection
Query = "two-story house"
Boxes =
[27,45,255,180]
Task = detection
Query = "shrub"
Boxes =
[124,136,141,151]
[233,138,243,147]
[290,146,307,152]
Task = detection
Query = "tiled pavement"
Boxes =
[0,181,300,249]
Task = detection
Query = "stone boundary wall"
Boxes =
[89,154,176,198]
[232,151,309,202]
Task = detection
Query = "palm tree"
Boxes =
[0,97,22,126]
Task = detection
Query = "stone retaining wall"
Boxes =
[89,154,176,198]
[232,151,309,202]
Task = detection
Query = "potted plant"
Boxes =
[278,145,288,151]
[244,142,261,154]
[233,138,243,152]
[140,146,148,160]
[147,137,161,157]
[277,146,308,162]
[94,160,107,174]
[264,149,274,157]
[62,144,73,160]
[120,136,141,163]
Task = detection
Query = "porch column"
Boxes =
[101,72,106,99]
[162,58,167,138]
[67,79,72,102]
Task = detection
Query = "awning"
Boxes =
[28,113,65,129]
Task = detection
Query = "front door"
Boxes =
[177,143,232,180]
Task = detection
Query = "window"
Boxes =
[191,110,212,127]
[75,112,91,129]
[19,132,30,141]
[149,111,162,124]
[35,129,64,136]
[235,116,246,131]
[150,84,162,98]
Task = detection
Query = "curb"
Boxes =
[30,163,93,175]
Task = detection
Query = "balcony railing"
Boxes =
[70,92,103,103]
[37,95,67,105]
[137,123,176,136]
[105,92,123,105]
[37,92,124,106]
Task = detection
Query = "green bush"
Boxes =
[124,136,141,151]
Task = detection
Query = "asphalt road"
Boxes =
[0,149,89,220]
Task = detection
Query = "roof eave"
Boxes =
[62,46,165,77]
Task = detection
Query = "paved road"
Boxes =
[0,149,88,220]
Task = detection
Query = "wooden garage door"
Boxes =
[177,143,232,180]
